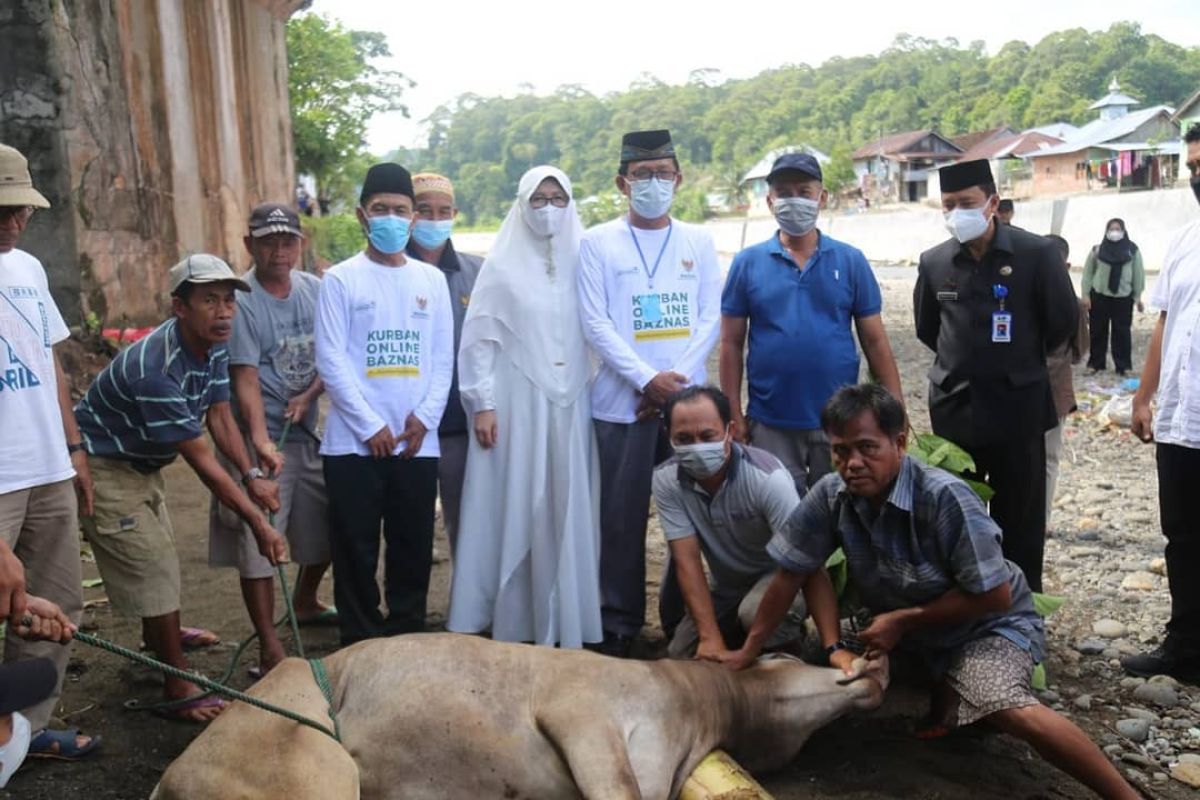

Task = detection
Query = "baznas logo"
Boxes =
[681,259,694,271]
[416,296,428,310]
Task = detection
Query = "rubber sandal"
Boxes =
[916,723,951,740]
[152,695,228,723]
[247,665,264,681]
[296,607,339,627]
[179,626,221,649]
[27,728,102,761]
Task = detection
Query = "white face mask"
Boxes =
[1106,229,1124,242]
[527,204,566,238]
[629,177,675,220]
[0,711,31,788]
[943,206,991,244]
[674,440,729,480]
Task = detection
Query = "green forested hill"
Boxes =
[405,23,1200,225]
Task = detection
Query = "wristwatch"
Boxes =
[241,467,266,485]
[824,640,850,657]
[67,442,85,454]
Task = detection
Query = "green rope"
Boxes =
[269,418,306,661]
[308,657,341,742]
[114,419,315,715]
[73,630,339,741]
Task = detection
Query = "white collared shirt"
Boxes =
[1151,219,1200,448]
[576,217,721,423]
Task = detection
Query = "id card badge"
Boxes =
[991,311,1012,343]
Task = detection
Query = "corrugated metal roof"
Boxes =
[740,145,831,184]
[1025,106,1176,158]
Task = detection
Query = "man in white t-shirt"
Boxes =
[315,163,454,646]
[1123,124,1200,685]
[577,129,721,656]
[0,143,100,759]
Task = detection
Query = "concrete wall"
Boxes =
[703,186,1197,271]
[0,0,299,325]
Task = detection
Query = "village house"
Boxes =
[739,144,831,215]
[956,130,1064,199]
[1024,78,1180,197]
[1173,89,1200,180]
[852,130,962,203]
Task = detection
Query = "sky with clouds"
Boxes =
[307,0,1200,153]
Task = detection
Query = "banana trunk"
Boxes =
[679,750,774,800]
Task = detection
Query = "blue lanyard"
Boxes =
[627,220,673,289]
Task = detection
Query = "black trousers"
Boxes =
[966,434,1047,592]
[1088,292,1134,373]
[594,419,671,637]
[1157,444,1200,654]
[323,454,438,645]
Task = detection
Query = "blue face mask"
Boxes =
[364,214,411,254]
[410,219,454,250]
[629,177,675,220]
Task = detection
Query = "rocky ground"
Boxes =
[6,271,1199,798]
[875,273,1200,794]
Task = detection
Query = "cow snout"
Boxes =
[836,655,890,709]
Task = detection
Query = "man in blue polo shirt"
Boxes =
[720,152,901,494]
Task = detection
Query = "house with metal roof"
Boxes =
[851,130,962,203]
[956,131,1065,198]
[739,145,831,214]
[1024,78,1179,196]
[1172,89,1200,180]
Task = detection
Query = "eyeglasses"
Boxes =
[627,169,678,182]
[0,206,32,224]
[529,194,569,209]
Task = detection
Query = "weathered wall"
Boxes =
[0,0,301,326]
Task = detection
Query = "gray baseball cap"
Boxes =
[167,254,251,295]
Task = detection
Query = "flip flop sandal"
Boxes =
[27,728,102,761]
[138,626,222,653]
[152,695,228,723]
[297,607,339,627]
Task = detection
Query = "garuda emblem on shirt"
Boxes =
[681,259,694,271]
[416,296,428,310]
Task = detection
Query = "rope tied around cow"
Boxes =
[68,418,343,742]
[72,630,341,742]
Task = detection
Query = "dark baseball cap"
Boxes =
[0,658,57,715]
[767,152,823,184]
[248,203,303,238]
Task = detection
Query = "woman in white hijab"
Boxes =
[447,166,602,647]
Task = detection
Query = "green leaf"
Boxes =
[824,548,848,598]
[962,478,995,502]
[1031,662,1047,691]
[1032,592,1065,618]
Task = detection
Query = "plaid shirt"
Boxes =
[768,455,1044,662]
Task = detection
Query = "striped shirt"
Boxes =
[75,318,230,469]
[768,455,1044,663]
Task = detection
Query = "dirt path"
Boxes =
[6,273,1192,799]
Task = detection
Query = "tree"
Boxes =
[418,21,1200,226]
[287,13,411,203]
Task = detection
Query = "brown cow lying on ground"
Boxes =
[152,632,887,799]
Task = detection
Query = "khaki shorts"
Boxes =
[81,457,181,618]
[208,437,331,579]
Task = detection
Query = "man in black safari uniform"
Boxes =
[914,159,1078,592]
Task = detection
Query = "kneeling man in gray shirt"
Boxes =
[653,386,837,660]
